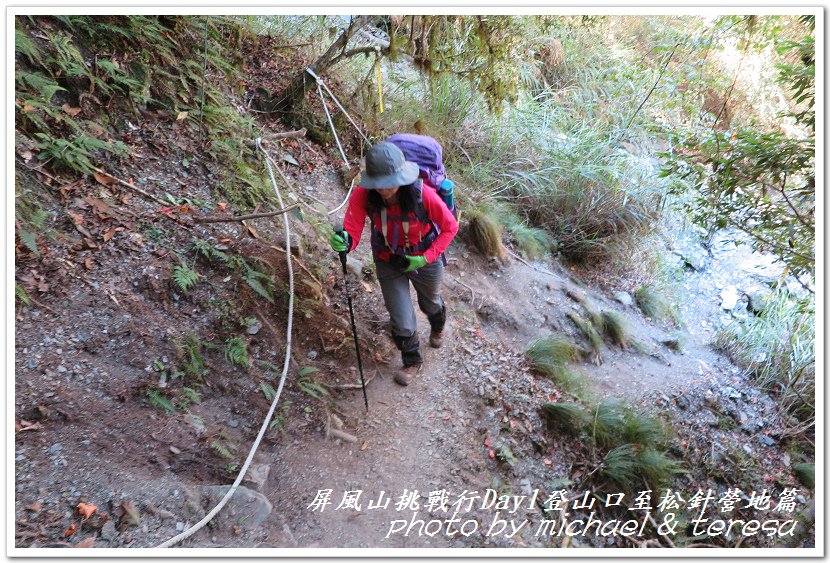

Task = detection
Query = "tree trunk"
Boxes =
[273,16,373,115]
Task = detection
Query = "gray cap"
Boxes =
[359,142,420,190]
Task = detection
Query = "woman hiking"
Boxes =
[330,142,458,386]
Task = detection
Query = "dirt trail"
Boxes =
[261,314,485,548]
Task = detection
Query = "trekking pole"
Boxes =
[334,223,369,412]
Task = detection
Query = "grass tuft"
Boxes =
[600,444,641,487]
[541,402,588,436]
[636,448,684,487]
[508,222,555,260]
[793,462,815,490]
[620,409,668,446]
[601,310,630,349]
[590,400,627,449]
[581,302,605,332]
[566,311,603,362]
[526,336,587,390]
[634,284,673,321]
[464,209,506,258]
[527,335,581,366]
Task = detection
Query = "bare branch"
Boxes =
[729,221,814,264]
[194,204,300,224]
[625,40,681,131]
[330,45,387,68]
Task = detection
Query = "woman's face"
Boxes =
[377,186,399,204]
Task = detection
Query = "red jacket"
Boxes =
[343,184,458,264]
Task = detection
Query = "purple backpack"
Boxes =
[386,133,446,189]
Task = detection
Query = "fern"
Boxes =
[181,387,202,405]
[224,336,249,368]
[297,372,329,399]
[18,230,39,256]
[172,263,199,293]
[15,283,32,306]
[191,238,219,260]
[260,382,276,402]
[16,71,66,102]
[147,390,176,413]
[268,413,286,433]
[175,332,207,379]
[495,442,518,466]
[15,28,43,67]
[221,253,247,271]
[210,441,234,460]
[243,270,275,304]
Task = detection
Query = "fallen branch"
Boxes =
[195,204,300,224]
[328,368,380,391]
[505,247,564,285]
[16,289,56,314]
[445,274,476,307]
[647,513,675,548]
[299,138,324,160]
[267,128,307,139]
[244,130,307,148]
[319,333,347,354]
[327,427,358,443]
[90,166,169,207]
[16,158,64,186]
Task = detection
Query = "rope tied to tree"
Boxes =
[305,67,372,147]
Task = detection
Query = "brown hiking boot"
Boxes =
[429,330,443,348]
[394,364,421,386]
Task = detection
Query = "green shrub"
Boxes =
[715,289,814,428]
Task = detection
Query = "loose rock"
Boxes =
[201,485,272,529]
[612,291,633,306]
[720,286,740,310]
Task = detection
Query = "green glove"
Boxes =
[330,231,348,253]
[403,255,428,273]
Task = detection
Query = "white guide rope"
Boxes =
[305,67,371,146]
[156,69,366,546]
[155,138,296,548]
[316,80,350,168]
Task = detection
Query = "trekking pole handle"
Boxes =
[333,222,348,268]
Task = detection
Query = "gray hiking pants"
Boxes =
[375,259,446,367]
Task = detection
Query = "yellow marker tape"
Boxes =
[375,58,384,114]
